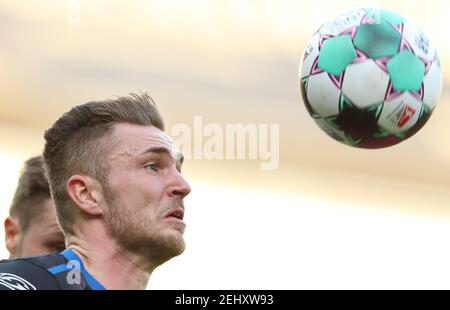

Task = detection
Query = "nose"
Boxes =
[168,170,191,199]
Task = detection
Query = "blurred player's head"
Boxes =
[4,156,65,258]
[43,93,191,268]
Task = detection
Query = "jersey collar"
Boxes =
[61,249,106,290]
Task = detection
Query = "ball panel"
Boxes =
[318,35,357,76]
[364,8,405,26]
[300,77,316,117]
[319,9,366,36]
[422,61,442,111]
[313,118,348,143]
[357,135,403,149]
[377,92,422,133]
[404,106,433,139]
[342,60,390,109]
[300,33,320,78]
[353,23,401,58]
[315,117,369,147]
[332,94,384,141]
[306,72,341,118]
[401,20,435,62]
[386,50,425,91]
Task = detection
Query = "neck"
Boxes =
[65,224,157,290]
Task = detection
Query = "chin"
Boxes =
[165,233,186,257]
[142,232,186,265]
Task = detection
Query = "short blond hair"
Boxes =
[43,93,165,235]
[9,156,51,230]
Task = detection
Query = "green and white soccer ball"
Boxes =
[300,8,442,148]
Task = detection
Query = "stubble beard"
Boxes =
[104,190,186,268]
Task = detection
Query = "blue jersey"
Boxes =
[0,249,106,290]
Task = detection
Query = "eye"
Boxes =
[145,163,159,172]
[176,164,182,173]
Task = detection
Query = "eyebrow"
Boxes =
[140,146,184,167]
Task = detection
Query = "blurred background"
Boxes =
[0,0,449,289]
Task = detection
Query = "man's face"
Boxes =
[103,123,191,264]
[14,198,65,258]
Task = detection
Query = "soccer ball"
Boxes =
[299,8,442,148]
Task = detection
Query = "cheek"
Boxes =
[111,173,166,207]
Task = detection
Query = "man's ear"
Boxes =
[66,175,105,217]
[4,216,20,258]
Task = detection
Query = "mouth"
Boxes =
[164,208,185,223]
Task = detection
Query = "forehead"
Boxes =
[110,123,179,158]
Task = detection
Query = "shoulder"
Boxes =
[0,253,64,290]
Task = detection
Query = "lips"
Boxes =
[164,208,184,221]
